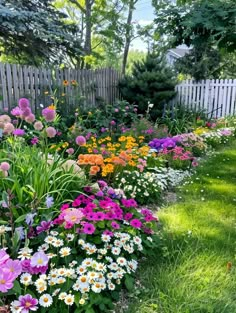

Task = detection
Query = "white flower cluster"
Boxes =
[151,167,192,189]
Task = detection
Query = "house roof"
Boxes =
[167,48,191,58]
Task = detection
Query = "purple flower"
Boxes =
[31,137,39,145]
[0,269,14,293]
[103,230,114,236]
[75,135,86,146]
[11,106,22,116]
[4,259,22,279]
[45,195,54,208]
[14,294,38,313]
[25,213,37,226]
[110,120,116,126]
[111,221,120,229]
[15,227,25,240]
[13,129,25,136]
[82,223,96,235]
[36,221,52,234]
[18,98,30,110]
[0,249,10,266]
[42,107,56,122]
[95,191,104,197]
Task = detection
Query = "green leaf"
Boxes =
[15,214,27,223]
[125,275,135,291]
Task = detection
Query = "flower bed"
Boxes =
[0,98,235,312]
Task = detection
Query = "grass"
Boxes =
[125,142,236,313]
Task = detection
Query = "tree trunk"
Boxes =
[122,0,137,75]
[84,0,93,68]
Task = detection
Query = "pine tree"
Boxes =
[119,54,177,120]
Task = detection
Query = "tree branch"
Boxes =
[68,0,86,13]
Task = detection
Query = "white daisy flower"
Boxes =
[64,294,74,306]
[58,292,67,300]
[39,294,53,307]
[18,247,32,260]
[59,247,71,257]
[20,273,32,285]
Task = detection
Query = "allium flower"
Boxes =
[75,135,86,146]
[110,120,116,126]
[11,106,22,116]
[30,251,48,268]
[25,113,35,124]
[13,129,25,136]
[31,137,39,145]
[18,98,30,110]
[45,196,54,208]
[82,222,96,234]
[0,269,14,292]
[46,127,57,138]
[3,122,14,134]
[0,162,10,171]
[66,148,74,155]
[14,294,38,312]
[21,107,32,118]
[0,114,11,123]
[130,219,142,229]
[34,121,43,131]
[42,107,56,122]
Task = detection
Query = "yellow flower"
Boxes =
[48,105,56,110]
[44,91,49,95]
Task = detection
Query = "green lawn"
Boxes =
[125,142,236,313]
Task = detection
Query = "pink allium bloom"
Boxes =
[13,129,25,136]
[21,107,32,118]
[130,219,142,229]
[11,106,23,116]
[31,137,39,145]
[0,269,14,292]
[0,250,10,265]
[192,161,199,167]
[75,135,86,146]
[66,148,74,155]
[46,126,57,138]
[114,108,119,112]
[18,98,30,110]
[4,259,22,279]
[82,222,96,234]
[110,120,116,126]
[42,107,56,122]
[111,221,120,229]
[0,114,11,123]
[0,162,10,171]
[3,122,14,134]
[64,208,84,225]
[30,251,48,268]
[25,113,35,124]
[15,294,38,312]
[34,121,43,131]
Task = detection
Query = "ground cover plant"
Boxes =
[123,142,236,313]
[0,98,235,312]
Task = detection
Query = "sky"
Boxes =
[132,0,155,51]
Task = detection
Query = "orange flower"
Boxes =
[63,80,69,86]
[89,166,100,175]
[71,80,77,86]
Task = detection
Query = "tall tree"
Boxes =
[0,0,81,65]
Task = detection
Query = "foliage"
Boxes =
[119,54,177,120]
[0,0,81,65]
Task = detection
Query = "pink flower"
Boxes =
[21,107,32,118]
[0,162,10,171]
[3,122,14,134]
[42,107,56,122]
[25,113,35,124]
[15,294,38,312]
[30,251,48,268]
[13,129,25,136]
[66,148,74,155]
[130,219,142,229]
[114,108,119,112]
[192,161,199,167]
[34,121,43,131]
[82,223,96,234]
[4,259,22,279]
[103,230,114,236]
[18,98,30,110]
[0,269,14,293]
[64,209,84,225]
[46,126,57,138]
[11,106,22,116]
[110,120,116,126]
[111,221,120,229]
[31,137,39,145]
[0,249,10,265]
[124,213,133,221]
[75,135,86,146]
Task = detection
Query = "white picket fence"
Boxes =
[176,79,236,118]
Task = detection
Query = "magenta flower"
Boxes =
[0,162,10,171]
[0,269,14,292]
[66,148,74,155]
[121,199,137,208]
[36,221,52,234]
[103,230,114,236]
[82,223,96,234]
[42,107,56,122]
[18,98,30,110]
[31,137,39,145]
[124,213,133,221]
[75,135,86,146]
[0,249,10,266]
[130,219,142,229]
[15,294,38,312]
[13,129,25,136]
[110,120,116,126]
[4,259,22,279]
[111,221,120,230]
[11,106,23,116]
[192,161,199,167]
[21,107,32,118]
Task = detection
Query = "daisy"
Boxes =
[64,294,74,306]
[57,277,66,284]
[44,236,56,244]
[58,292,67,300]
[77,266,86,275]
[111,247,121,255]
[20,273,32,285]
[39,294,53,307]
[52,239,64,248]
[67,234,75,241]
[101,234,111,242]
[18,247,32,260]
[59,247,71,257]
[117,257,127,266]
[91,282,102,293]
